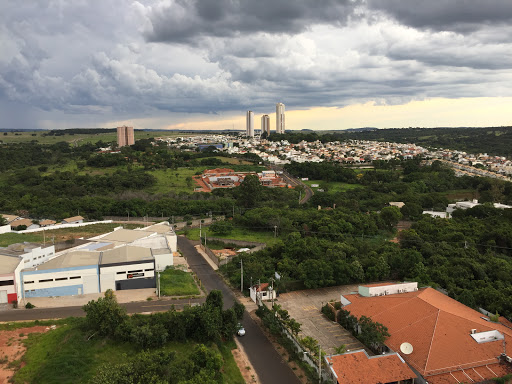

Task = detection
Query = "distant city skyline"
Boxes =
[1,2,512,131]
[246,111,254,137]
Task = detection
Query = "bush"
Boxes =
[321,304,335,321]
[25,302,35,309]
[12,300,18,309]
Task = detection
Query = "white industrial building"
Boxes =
[0,255,23,303]
[358,281,418,297]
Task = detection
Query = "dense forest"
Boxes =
[270,126,512,157]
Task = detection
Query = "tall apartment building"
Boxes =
[261,114,270,136]
[246,111,254,137]
[276,103,285,133]
[117,126,135,147]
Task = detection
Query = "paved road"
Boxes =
[271,165,314,204]
[178,236,301,384]
[0,297,205,322]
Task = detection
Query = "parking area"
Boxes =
[276,284,372,355]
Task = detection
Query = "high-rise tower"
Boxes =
[246,111,254,137]
[261,114,270,136]
[117,125,134,147]
[276,103,285,133]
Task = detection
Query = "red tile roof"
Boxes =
[342,288,512,382]
[326,350,416,384]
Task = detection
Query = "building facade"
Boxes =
[276,103,285,133]
[246,111,254,137]
[261,114,270,136]
[117,126,135,147]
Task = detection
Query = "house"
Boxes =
[61,215,84,224]
[340,285,512,384]
[389,202,405,209]
[249,282,276,304]
[326,350,416,384]
[0,214,21,224]
[39,219,56,227]
[10,219,39,230]
[0,255,23,304]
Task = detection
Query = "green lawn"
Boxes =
[160,267,201,296]
[147,167,206,194]
[303,180,363,193]
[182,226,279,246]
[11,321,244,384]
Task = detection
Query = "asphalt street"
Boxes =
[178,236,301,384]
[0,297,205,322]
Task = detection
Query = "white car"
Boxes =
[237,323,246,336]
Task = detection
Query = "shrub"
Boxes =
[25,302,35,309]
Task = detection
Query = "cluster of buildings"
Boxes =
[325,282,512,384]
[423,199,512,219]
[0,223,177,304]
[193,168,288,192]
[1,214,84,233]
[246,102,285,138]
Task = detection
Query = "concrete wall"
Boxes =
[359,282,418,297]
[22,265,99,298]
[99,262,155,292]
[154,252,173,272]
[22,246,56,269]
[0,224,10,234]
[0,273,16,303]
[17,220,113,234]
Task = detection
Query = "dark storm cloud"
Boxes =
[145,0,362,43]
[367,0,512,32]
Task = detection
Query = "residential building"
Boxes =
[261,114,270,136]
[340,284,512,384]
[117,125,135,147]
[246,111,254,137]
[10,219,39,230]
[62,215,84,224]
[249,282,276,304]
[326,350,416,384]
[276,103,285,133]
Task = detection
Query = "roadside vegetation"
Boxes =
[10,290,245,384]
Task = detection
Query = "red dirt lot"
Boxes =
[0,326,49,384]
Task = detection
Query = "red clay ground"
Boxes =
[0,326,50,384]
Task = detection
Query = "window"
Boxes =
[24,281,34,284]
[116,271,126,275]
[128,270,143,273]
[0,280,14,286]
[145,269,154,272]
[69,276,80,280]
[39,279,53,283]
[55,277,68,281]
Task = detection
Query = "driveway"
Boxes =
[277,285,373,355]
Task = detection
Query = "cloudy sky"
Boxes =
[1,0,512,131]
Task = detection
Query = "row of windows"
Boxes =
[29,252,53,262]
[24,276,81,284]
[115,269,154,275]
[0,280,14,286]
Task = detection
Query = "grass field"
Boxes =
[182,226,279,246]
[0,130,188,145]
[147,167,206,194]
[159,267,201,296]
[11,321,243,384]
[303,179,363,193]
[0,223,142,247]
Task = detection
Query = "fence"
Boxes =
[199,237,266,267]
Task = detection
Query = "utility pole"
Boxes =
[270,277,275,308]
[157,271,161,298]
[240,259,243,293]
[318,344,322,383]
[274,225,278,238]
[199,220,202,241]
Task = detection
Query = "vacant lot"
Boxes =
[303,180,363,193]
[160,267,201,296]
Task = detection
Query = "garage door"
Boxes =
[0,290,7,304]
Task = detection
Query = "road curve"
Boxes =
[178,237,301,384]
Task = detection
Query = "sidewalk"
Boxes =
[20,288,157,309]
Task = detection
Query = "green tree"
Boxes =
[0,214,6,226]
[82,289,128,337]
[209,220,233,236]
[380,206,403,231]
[237,174,262,208]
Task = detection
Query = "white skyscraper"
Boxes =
[261,114,270,136]
[246,110,254,137]
[276,103,285,133]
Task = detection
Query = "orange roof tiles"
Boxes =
[342,288,512,382]
[326,350,416,384]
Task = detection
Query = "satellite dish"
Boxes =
[400,342,414,355]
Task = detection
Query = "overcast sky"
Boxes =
[1,0,512,131]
